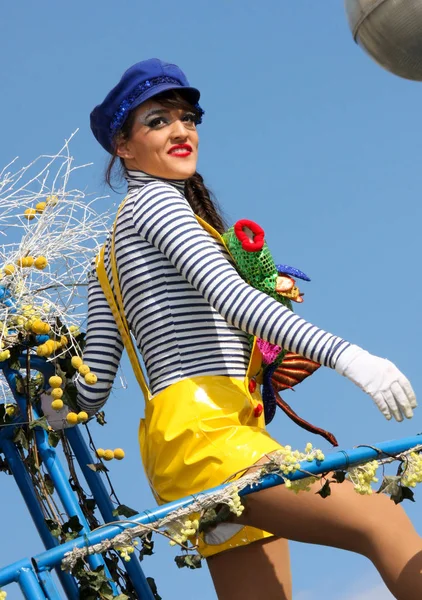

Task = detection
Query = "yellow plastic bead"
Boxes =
[4,264,15,276]
[34,256,48,270]
[60,335,68,346]
[24,208,36,220]
[103,449,115,461]
[84,372,97,385]
[77,411,88,423]
[51,388,63,400]
[35,202,47,213]
[78,364,90,376]
[31,320,50,334]
[66,412,78,425]
[96,448,105,458]
[46,195,58,206]
[49,375,62,388]
[51,399,64,411]
[71,356,83,369]
[0,350,11,361]
[113,448,125,460]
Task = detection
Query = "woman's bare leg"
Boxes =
[235,476,422,600]
[207,536,292,600]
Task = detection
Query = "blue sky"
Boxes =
[1,1,422,598]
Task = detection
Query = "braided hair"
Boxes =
[105,91,226,234]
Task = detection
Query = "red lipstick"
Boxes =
[168,143,192,157]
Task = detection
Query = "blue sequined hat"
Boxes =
[90,58,202,154]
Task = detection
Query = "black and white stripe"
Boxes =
[77,170,349,412]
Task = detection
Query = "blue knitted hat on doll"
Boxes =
[90,58,202,154]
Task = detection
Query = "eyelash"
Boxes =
[146,113,198,129]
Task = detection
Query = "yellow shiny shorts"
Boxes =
[139,375,282,557]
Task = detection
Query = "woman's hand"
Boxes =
[335,345,417,422]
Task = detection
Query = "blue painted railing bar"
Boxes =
[66,426,155,600]
[0,359,119,595]
[17,567,47,600]
[0,433,412,576]
[0,438,79,599]
[36,570,62,600]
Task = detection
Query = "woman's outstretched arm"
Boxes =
[131,181,416,421]
[75,264,124,414]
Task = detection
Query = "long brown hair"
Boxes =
[105,91,226,234]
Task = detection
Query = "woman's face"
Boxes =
[116,99,199,180]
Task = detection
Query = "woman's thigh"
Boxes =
[238,475,417,554]
[207,536,292,600]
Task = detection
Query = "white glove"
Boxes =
[335,345,417,422]
[40,392,73,430]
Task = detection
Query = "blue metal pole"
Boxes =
[0,559,32,587]
[18,566,46,600]
[28,434,421,572]
[66,426,155,600]
[0,439,79,600]
[36,570,62,600]
[0,360,118,595]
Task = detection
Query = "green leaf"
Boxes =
[332,471,346,484]
[44,474,55,495]
[174,554,202,570]
[96,411,107,426]
[13,427,29,450]
[87,462,108,473]
[112,504,138,518]
[377,475,401,497]
[140,532,154,559]
[112,595,130,600]
[45,519,62,538]
[62,515,83,535]
[316,480,331,498]
[29,416,49,431]
[85,499,96,512]
[147,577,162,599]
[61,382,78,412]
[400,486,416,503]
[48,430,61,448]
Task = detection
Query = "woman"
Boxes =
[80,59,421,599]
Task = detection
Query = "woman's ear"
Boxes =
[115,137,134,160]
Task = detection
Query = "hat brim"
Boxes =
[129,82,201,114]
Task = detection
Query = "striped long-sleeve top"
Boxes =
[76,170,349,412]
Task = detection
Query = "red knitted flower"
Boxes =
[233,219,265,252]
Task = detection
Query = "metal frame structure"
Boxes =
[0,353,421,598]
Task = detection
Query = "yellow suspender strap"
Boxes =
[95,200,151,402]
[95,204,263,401]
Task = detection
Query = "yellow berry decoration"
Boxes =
[35,201,47,213]
[34,256,48,270]
[4,264,15,276]
[31,320,50,334]
[77,411,89,423]
[71,355,83,369]
[51,388,63,400]
[103,449,115,461]
[113,448,125,460]
[78,364,90,376]
[60,335,69,346]
[0,350,11,362]
[24,208,36,220]
[5,404,16,416]
[69,325,80,336]
[66,412,78,425]
[16,256,34,268]
[84,372,97,385]
[51,399,64,411]
[96,448,106,458]
[49,375,63,388]
[46,195,58,206]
